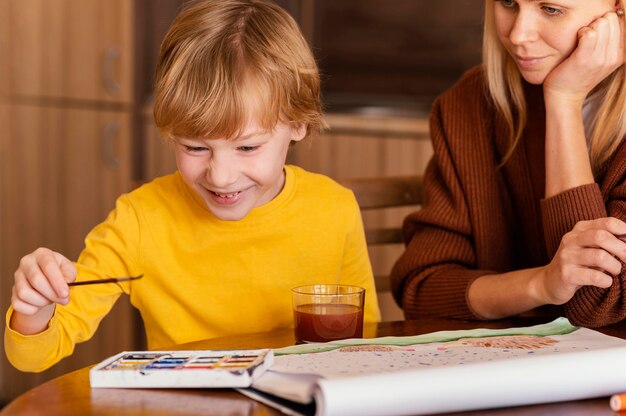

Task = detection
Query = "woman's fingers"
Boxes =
[568,217,626,250]
[549,217,626,295]
[574,227,626,264]
[577,247,623,276]
[569,266,614,288]
[617,8,626,63]
[579,11,622,70]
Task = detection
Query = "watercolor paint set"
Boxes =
[89,349,273,388]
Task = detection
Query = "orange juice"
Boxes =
[294,303,363,343]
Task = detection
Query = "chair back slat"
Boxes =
[365,228,405,246]
[338,175,424,210]
[337,175,424,303]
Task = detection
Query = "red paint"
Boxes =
[294,303,363,343]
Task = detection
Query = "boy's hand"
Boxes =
[544,10,624,105]
[539,217,626,305]
[11,247,77,316]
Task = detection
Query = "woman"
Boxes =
[391,0,626,327]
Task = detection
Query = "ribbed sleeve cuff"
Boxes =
[4,307,61,372]
[540,183,606,257]
[401,267,488,320]
[564,285,624,328]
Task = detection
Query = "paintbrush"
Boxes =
[68,274,143,287]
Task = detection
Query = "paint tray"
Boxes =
[89,349,273,388]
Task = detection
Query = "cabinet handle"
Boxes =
[102,46,121,96]
[101,121,120,170]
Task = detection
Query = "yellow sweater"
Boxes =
[5,165,380,372]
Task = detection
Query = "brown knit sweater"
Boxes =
[391,66,626,327]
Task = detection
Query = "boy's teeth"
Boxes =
[215,191,238,198]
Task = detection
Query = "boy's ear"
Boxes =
[291,123,307,142]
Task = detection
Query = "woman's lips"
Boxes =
[515,55,545,69]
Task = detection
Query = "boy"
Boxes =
[5,0,380,372]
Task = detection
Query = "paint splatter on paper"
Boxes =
[269,327,616,379]
[438,335,558,350]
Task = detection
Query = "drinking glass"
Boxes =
[291,284,365,344]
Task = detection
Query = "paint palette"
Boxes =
[89,349,273,388]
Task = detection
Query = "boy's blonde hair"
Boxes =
[154,0,324,141]
[483,0,626,174]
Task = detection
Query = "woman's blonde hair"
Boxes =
[483,0,626,174]
[153,0,324,141]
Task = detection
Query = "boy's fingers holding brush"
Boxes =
[31,248,76,300]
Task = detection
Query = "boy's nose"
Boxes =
[508,12,539,46]
[206,157,238,188]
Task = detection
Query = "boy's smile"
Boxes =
[175,119,305,220]
[209,189,245,204]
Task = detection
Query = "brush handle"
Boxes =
[68,275,143,287]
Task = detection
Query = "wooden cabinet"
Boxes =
[0,3,7,98]
[0,104,139,402]
[0,0,141,404]
[141,107,177,180]
[4,0,134,103]
[3,105,133,258]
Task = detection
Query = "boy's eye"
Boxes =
[238,145,259,152]
[184,145,208,152]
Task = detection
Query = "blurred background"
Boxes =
[0,0,483,405]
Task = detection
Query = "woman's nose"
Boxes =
[508,12,539,46]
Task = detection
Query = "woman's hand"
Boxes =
[538,217,626,305]
[544,10,625,104]
[11,247,77,316]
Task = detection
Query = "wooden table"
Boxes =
[2,317,625,416]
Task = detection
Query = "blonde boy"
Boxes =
[5,0,380,372]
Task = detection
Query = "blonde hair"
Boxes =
[153,0,324,141]
[483,0,626,174]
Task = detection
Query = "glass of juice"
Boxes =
[291,284,365,344]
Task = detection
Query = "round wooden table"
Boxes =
[2,317,624,415]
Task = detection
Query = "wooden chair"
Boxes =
[337,175,424,320]
[338,175,424,246]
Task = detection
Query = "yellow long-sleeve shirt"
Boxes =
[5,165,380,372]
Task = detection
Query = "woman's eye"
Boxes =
[542,6,562,16]
[499,0,516,7]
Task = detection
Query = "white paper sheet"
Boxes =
[315,343,626,415]
[250,320,626,416]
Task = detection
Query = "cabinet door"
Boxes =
[4,0,133,103]
[0,103,139,402]
[142,108,178,181]
[0,107,7,408]
[0,0,8,97]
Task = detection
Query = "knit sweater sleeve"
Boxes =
[540,184,606,257]
[555,144,626,327]
[390,97,490,320]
